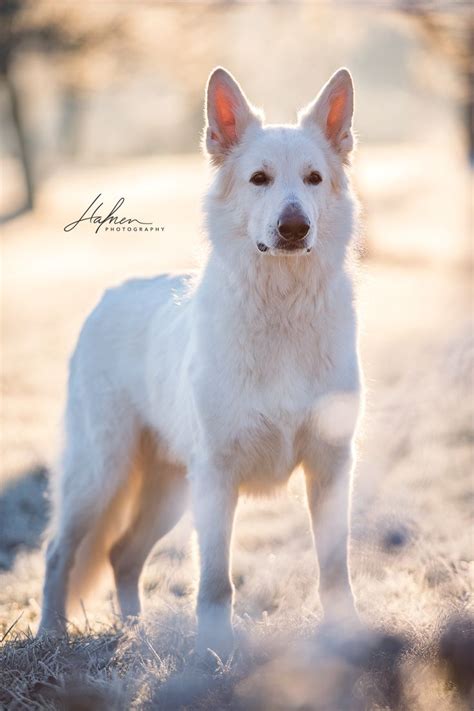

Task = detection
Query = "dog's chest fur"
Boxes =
[230,408,310,493]
[193,262,353,490]
[223,334,331,491]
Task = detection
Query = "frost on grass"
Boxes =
[1,610,473,710]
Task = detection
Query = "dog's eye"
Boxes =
[250,171,270,186]
[305,171,322,186]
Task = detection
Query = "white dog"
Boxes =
[39,67,362,655]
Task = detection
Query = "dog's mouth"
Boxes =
[257,241,312,256]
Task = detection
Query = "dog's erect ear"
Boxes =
[205,67,260,164]
[300,68,354,158]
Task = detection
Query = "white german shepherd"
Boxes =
[39,67,361,655]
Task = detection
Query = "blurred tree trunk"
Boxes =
[3,69,34,213]
[466,27,474,166]
[61,86,84,158]
[404,5,473,165]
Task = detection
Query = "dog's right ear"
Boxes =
[204,67,261,165]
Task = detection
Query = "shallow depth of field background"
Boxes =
[0,2,473,709]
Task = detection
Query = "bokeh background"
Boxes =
[0,1,473,709]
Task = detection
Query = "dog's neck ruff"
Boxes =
[200,245,343,340]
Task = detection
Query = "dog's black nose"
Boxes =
[277,205,310,242]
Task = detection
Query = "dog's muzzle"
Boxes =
[275,203,311,252]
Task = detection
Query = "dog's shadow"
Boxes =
[0,465,49,570]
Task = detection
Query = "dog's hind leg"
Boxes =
[109,436,188,621]
[39,503,92,635]
[38,403,137,636]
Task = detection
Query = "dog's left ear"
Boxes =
[300,68,354,158]
[205,67,261,165]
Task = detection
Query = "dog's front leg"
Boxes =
[191,466,238,658]
[303,440,358,625]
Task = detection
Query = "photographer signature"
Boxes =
[64,194,156,234]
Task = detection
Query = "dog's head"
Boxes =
[204,67,354,258]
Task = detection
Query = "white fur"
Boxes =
[39,67,362,655]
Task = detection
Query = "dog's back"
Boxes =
[70,273,191,418]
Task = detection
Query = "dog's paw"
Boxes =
[195,625,235,666]
[36,620,67,640]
